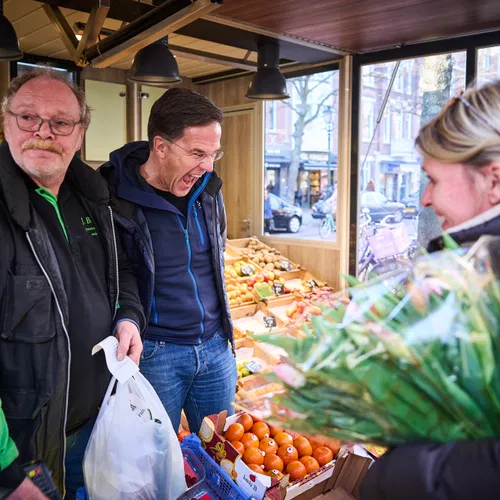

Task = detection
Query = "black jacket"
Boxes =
[0,141,145,491]
[361,213,500,500]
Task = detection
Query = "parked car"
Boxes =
[402,193,420,218]
[269,193,303,233]
[360,191,405,223]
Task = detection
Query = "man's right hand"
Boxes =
[6,478,48,499]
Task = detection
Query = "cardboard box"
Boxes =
[198,412,338,500]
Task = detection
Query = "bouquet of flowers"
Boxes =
[236,236,500,446]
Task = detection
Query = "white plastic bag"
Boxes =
[83,373,187,500]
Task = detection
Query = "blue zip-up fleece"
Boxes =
[100,141,234,347]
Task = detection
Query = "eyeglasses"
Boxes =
[448,90,500,136]
[166,138,224,163]
[7,111,81,136]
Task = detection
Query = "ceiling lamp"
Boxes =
[128,36,181,86]
[0,0,22,61]
[246,42,289,100]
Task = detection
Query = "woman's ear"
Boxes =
[486,162,500,205]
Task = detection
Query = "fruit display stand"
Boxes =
[264,295,322,329]
[197,412,372,500]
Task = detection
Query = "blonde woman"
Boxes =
[361,80,500,499]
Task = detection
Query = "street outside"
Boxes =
[271,208,418,243]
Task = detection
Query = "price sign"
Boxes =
[240,265,254,276]
[273,282,285,295]
[307,279,318,288]
[245,360,264,374]
[280,259,292,271]
[263,315,277,329]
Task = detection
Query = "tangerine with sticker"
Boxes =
[241,432,260,449]
[251,422,270,440]
[274,431,293,446]
[259,438,278,455]
[277,444,298,465]
[243,447,265,466]
[294,437,313,457]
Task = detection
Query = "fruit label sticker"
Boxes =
[273,283,285,295]
[263,315,277,328]
[307,279,318,288]
[241,265,254,276]
[280,259,292,271]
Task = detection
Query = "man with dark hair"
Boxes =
[100,88,237,434]
[0,69,145,499]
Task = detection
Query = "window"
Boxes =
[263,69,339,242]
[358,52,466,277]
[477,46,500,84]
[268,101,278,131]
[362,99,376,142]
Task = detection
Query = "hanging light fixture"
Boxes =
[0,0,22,61]
[246,42,289,100]
[128,36,181,86]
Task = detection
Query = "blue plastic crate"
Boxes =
[181,434,251,500]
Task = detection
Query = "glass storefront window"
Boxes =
[357,52,466,278]
[477,46,500,84]
[264,70,339,241]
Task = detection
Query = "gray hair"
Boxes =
[1,68,91,129]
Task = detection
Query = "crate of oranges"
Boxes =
[198,411,341,500]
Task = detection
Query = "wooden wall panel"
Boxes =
[195,76,253,108]
[261,239,341,290]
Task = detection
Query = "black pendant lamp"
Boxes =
[128,36,181,86]
[0,0,22,61]
[246,42,289,100]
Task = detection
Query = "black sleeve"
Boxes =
[113,230,146,333]
[361,439,500,500]
[0,458,24,497]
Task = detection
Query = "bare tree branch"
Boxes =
[304,90,338,126]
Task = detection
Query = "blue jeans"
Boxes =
[139,330,237,434]
[64,417,96,499]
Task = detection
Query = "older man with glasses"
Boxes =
[101,88,237,435]
[0,69,145,499]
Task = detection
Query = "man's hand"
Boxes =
[114,321,142,365]
[6,478,48,499]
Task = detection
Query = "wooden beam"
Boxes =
[90,0,222,68]
[42,4,78,61]
[169,45,257,72]
[75,0,110,63]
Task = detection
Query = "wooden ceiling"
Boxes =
[4,0,500,81]
[218,0,500,53]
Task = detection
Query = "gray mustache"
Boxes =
[22,140,63,155]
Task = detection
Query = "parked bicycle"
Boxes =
[319,213,336,239]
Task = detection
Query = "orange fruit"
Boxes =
[274,431,293,447]
[238,413,254,432]
[286,460,307,482]
[231,441,245,455]
[267,469,284,479]
[248,464,265,474]
[243,447,265,466]
[225,423,245,442]
[269,424,283,438]
[259,438,278,455]
[325,439,341,457]
[264,453,284,472]
[241,432,260,449]
[251,422,270,440]
[277,444,299,466]
[300,456,320,474]
[294,437,313,457]
[313,446,334,466]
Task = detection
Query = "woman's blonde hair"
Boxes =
[415,80,500,168]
